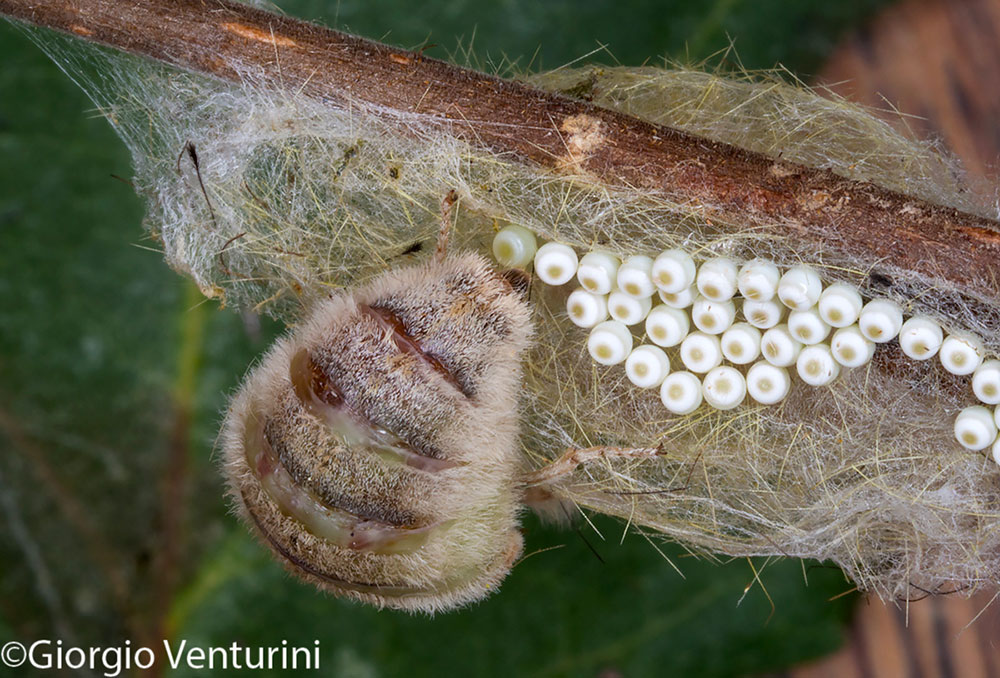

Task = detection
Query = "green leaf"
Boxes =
[290,0,891,74]
[0,0,881,674]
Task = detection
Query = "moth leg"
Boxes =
[520,444,664,488]
[434,189,459,262]
[521,445,701,522]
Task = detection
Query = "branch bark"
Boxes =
[3,0,1000,306]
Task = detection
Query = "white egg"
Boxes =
[616,255,656,298]
[625,345,671,388]
[660,371,703,415]
[645,305,690,348]
[746,362,791,405]
[651,249,696,294]
[534,242,578,286]
[737,259,780,301]
[696,258,738,302]
[702,366,747,410]
[679,332,723,374]
[576,251,620,294]
[492,225,537,268]
[587,320,633,365]
[566,289,608,328]
[777,266,822,311]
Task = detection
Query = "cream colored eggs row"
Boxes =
[491,228,1000,456]
[586,318,831,393]
[584,327,789,411]
[571,288,995,385]
[491,227,995,395]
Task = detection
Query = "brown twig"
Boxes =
[2,0,1000,312]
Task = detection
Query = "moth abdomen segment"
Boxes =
[222,252,533,612]
[359,303,470,397]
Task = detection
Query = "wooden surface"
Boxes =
[820,0,1000,179]
[788,2,1000,675]
[791,594,1000,678]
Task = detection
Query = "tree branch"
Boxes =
[3,0,1000,308]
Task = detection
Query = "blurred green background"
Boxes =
[0,1,894,676]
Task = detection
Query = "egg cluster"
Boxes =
[492,225,1000,463]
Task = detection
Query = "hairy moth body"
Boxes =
[222,253,532,612]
